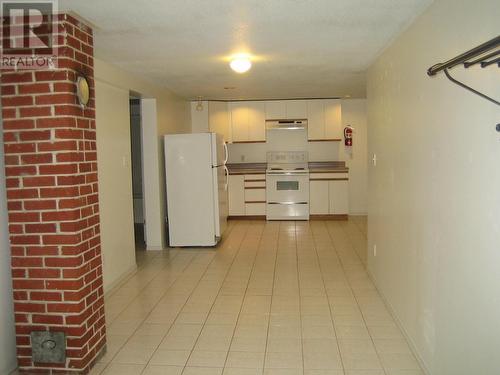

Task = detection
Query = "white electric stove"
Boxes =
[266,151,310,220]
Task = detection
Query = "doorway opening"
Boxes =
[129,96,146,251]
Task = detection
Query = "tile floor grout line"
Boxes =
[218,220,266,372]
[106,249,178,301]
[308,221,346,374]
[104,249,182,325]
[169,220,251,374]
[261,221,280,374]
[325,220,389,375]
[101,221,239,374]
[98,250,198,374]
[293,221,307,375]
[181,220,254,375]
[137,221,243,374]
[262,221,295,371]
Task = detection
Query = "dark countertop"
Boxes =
[227,161,348,175]
[226,163,267,175]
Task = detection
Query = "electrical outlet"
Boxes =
[372,153,377,166]
[373,244,377,257]
[240,155,246,162]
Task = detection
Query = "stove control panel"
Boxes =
[267,151,308,164]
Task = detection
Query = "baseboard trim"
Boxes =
[366,268,431,375]
[146,245,164,251]
[104,264,137,297]
[310,214,348,220]
[228,215,266,220]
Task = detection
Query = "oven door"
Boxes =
[266,173,309,220]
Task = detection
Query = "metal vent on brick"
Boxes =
[31,331,66,364]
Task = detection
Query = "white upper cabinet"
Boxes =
[306,99,342,141]
[265,101,286,120]
[221,99,342,142]
[229,101,266,142]
[229,102,249,142]
[324,99,342,140]
[265,100,307,120]
[285,100,308,119]
[208,101,230,142]
[306,100,325,140]
[191,101,231,142]
[247,101,266,142]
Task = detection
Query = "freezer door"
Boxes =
[213,165,228,238]
[164,134,216,246]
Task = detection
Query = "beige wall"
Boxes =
[95,81,136,291]
[94,59,190,291]
[0,107,17,374]
[227,99,368,214]
[367,0,500,374]
[341,99,367,214]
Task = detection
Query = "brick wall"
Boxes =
[1,14,106,373]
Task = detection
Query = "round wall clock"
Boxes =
[76,76,90,107]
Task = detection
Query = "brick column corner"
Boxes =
[1,13,106,373]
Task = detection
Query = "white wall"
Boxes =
[227,99,368,214]
[0,106,17,374]
[94,59,190,291]
[367,1,500,374]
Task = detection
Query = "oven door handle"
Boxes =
[266,172,309,176]
[267,201,309,205]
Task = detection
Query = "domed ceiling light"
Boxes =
[230,56,252,73]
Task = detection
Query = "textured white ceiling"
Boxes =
[60,0,432,100]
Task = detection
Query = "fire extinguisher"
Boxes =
[344,126,353,147]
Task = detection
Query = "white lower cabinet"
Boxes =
[329,180,349,214]
[309,180,329,214]
[228,175,245,215]
[309,173,349,215]
[230,172,348,217]
[228,174,266,216]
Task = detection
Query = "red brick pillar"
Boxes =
[1,14,106,373]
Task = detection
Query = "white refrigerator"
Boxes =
[164,133,229,247]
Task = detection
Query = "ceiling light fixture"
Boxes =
[230,56,252,73]
[195,96,204,111]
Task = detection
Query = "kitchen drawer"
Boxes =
[245,188,266,202]
[245,203,266,215]
[244,174,265,181]
[244,180,266,187]
[309,172,348,180]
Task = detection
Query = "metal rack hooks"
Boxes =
[427,35,500,106]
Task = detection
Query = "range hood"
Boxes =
[266,119,307,130]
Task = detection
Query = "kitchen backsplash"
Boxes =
[227,128,343,163]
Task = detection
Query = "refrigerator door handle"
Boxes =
[224,165,229,191]
[223,142,228,164]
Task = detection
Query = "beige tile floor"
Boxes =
[14,217,424,375]
[92,218,423,375]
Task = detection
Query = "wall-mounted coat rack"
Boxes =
[427,35,500,106]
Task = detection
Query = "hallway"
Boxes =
[86,218,421,375]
